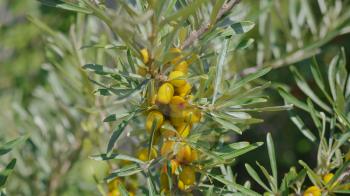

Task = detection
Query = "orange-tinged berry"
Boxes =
[161,140,175,157]
[160,120,176,138]
[137,147,157,162]
[157,83,174,104]
[146,111,164,133]
[176,144,192,163]
[162,159,179,174]
[323,173,334,184]
[190,149,198,162]
[176,82,191,97]
[303,186,321,196]
[108,189,121,196]
[176,123,191,138]
[174,61,189,74]
[140,48,149,64]
[179,166,196,186]
[168,71,186,87]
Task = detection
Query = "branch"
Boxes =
[180,0,241,50]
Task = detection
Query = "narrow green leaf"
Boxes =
[210,0,226,25]
[212,38,229,104]
[230,21,255,35]
[266,133,278,189]
[245,164,271,192]
[289,111,316,142]
[207,173,260,196]
[0,134,30,156]
[279,89,308,111]
[0,159,16,187]
[38,0,93,14]
[106,164,142,180]
[147,177,156,196]
[230,67,271,93]
[290,66,332,113]
[106,111,136,155]
[89,153,145,164]
[298,160,322,187]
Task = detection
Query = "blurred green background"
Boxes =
[1,0,350,195]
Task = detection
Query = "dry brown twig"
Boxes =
[180,0,241,50]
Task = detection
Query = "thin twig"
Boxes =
[180,0,241,50]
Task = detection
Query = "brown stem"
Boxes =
[180,0,241,50]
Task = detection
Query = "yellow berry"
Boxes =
[140,48,149,64]
[108,189,121,196]
[178,180,185,191]
[323,173,334,184]
[183,107,201,124]
[168,71,186,87]
[160,120,176,138]
[146,111,164,133]
[170,48,182,64]
[161,140,175,157]
[176,82,191,97]
[170,96,187,112]
[179,166,196,186]
[108,178,121,191]
[174,61,189,74]
[176,123,191,138]
[170,114,185,127]
[160,172,169,191]
[137,147,157,162]
[303,186,321,196]
[176,144,192,163]
[190,149,198,162]
[157,83,174,104]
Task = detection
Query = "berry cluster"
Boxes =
[139,48,202,193]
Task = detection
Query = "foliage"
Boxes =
[0,0,350,195]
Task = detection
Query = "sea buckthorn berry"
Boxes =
[323,173,334,184]
[323,173,337,189]
[303,186,321,196]
[168,71,186,87]
[176,123,191,138]
[170,96,187,111]
[174,61,189,74]
[162,159,179,174]
[160,120,176,138]
[137,66,148,76]
[178,180,185,191]
[108,189,121,196]
[170,48,182,64]
[108,178,121,190]
[176,82,191,97]
[170,114,185,128]
[176,144,192,163]
[146,111,164,133]
[140,48,149,64]
[160,172,169,191]
[161,140,175,157]
[190,149,198,162]
[179,166,196,186]
[157,83,174,104]
[137,147,157,161]
[183,107,201,124]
